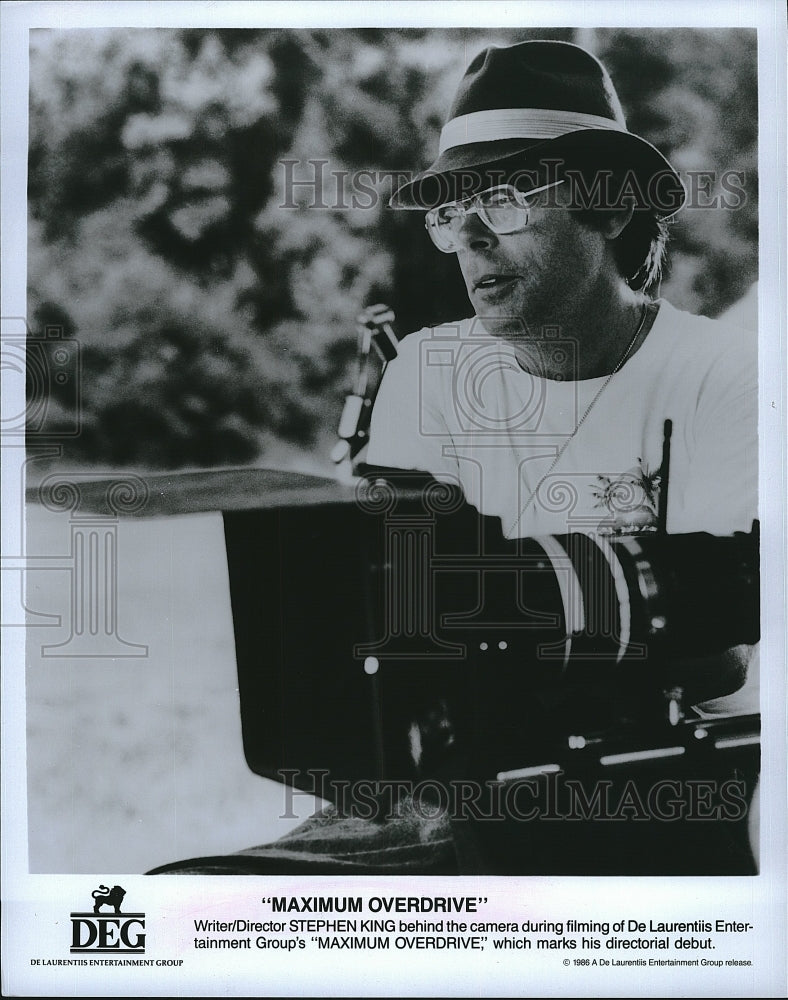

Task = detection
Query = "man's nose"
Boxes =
[453,209,497,251]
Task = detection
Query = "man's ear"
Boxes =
[600,202,635,240]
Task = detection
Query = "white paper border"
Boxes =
[2,2,786,997]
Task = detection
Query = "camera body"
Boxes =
[225,470,758,789]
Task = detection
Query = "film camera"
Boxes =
[225,469,759,874]
[47,458,759,875]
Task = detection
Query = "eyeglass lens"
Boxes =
[425,181,563,252]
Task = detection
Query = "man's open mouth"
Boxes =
[473,274,518,291]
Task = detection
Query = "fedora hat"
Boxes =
[390,40,686,216]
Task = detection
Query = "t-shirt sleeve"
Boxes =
[366,329,460,480]
[671,323,758,536]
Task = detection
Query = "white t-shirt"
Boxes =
[367,300,758,540]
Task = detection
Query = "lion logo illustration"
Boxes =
[91,884,126,915]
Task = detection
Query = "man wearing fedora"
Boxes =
[150,40,758,876]
[368,35,757,712]
[369,39,756,547]
[363,38,759,868]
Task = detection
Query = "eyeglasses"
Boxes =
[424,180,565,253]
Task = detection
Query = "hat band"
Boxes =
[439,108,626,153]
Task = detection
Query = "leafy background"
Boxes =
[28,26,758,474]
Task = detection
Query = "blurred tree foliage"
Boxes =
[27,27,758,471]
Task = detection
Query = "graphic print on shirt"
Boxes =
[590,458,662,535]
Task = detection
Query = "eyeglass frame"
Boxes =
[424,179,565,253]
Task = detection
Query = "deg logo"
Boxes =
[70,884,146,953]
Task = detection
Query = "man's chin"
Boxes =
[474,313,531,339]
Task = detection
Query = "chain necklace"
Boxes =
[505,301,653,540]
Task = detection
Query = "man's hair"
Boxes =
[559,160,670,292]
[575,201,670,292]
[502,156,671,292]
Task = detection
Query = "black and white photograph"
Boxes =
[2,1,786,996]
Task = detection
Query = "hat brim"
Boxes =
[389,129,686,218]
